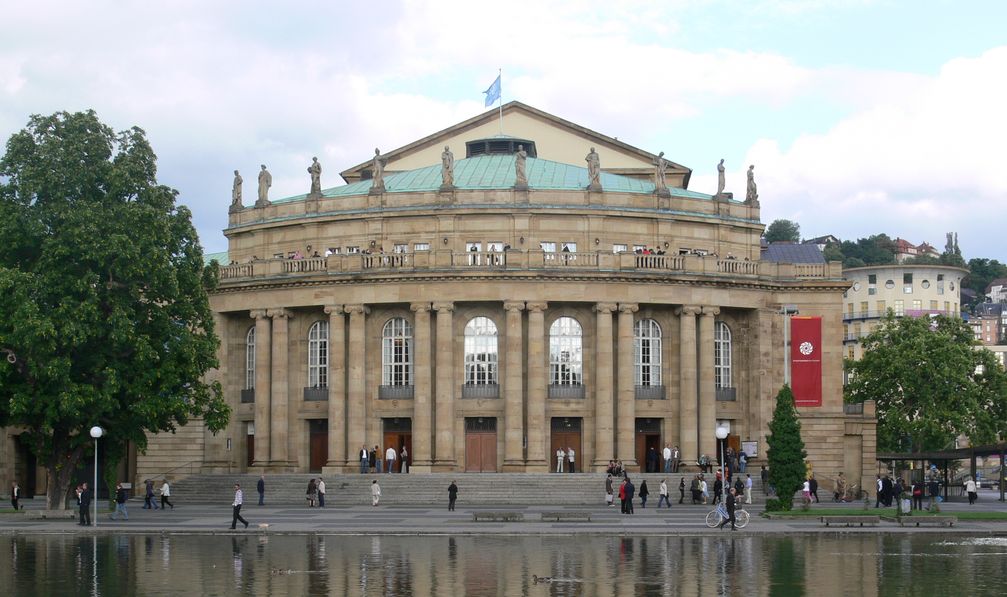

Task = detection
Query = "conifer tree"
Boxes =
[766,384,807,511]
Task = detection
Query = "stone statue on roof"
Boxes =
[745,164,759,206]
[653,152,669,196]
[256,164,271,207]
[586,147,601,191]
[231,170,243,208]
[515,144,528,188]
[370,148,386,193]
[308,157,322,195]
[717,159,726,195]
[441,145,454,187]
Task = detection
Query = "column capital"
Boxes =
[594,302,618,314]
[701,306,721,317]
[323,304,344,315]
[266,308,291,319]
[432,301,454,313]
[675,305,702,316]
[250,309,269,320]
[526,301,548,313]
[410,302,432,314]
[344,304,369,315]
[503,300,526,313]
[618,303,639,314]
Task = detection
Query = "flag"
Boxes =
[483,75,501,107]
[790,316,822,407]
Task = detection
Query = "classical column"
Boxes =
[525,301,549,470]
[267,308,291,467]
[410,302,433,471]
[323,305,346,472]
[345,305,368,464]
[699,307,719,461]
[593,303,617,469]
[677,305,701,463]
[250,310,271,467]
[617,303,639,468]
[433,302,456,468]
[502,301,526,470]
[202,313,229,471]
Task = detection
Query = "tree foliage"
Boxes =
[764,219,801,243]
[845,313,1007,453]
[834,234,897,268]
[0,111,229,508]
[766,385,807,511]
[965,258,1007,302]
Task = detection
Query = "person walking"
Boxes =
[875,474,882,508]
[79,482,92,526]
[672,446,681,473]
[965,476,978,505]
[761,465,770,495]
[143,479,158,509]
[567,447,576,473]
[639,480,649,508]
[712,474,723,505]
[372,446,382,473]
[160,479,174,510]
[11,482,21,511]
[745,474,754,505]
[111,483,129,521]
[802,478,811,506]
[555,447,566,473]
[317,478,326,507]
[385,445,397,473]
[400,446,409,474]
[618,478,628,513]
[257,475,265,506]
[700,476,708,505]
[657,479,671,508]
[371,480,382,506]
[306,478,317,507]
[231,483,249,529]
[663,444,672,474]
[809,475,819,503]
[679,477,685,504]
[605,474,614,507]
[624,477,635,514]
[360,445,370,474]
[448,480,458,511]
[912,480,924,511]
[718,487,737,531]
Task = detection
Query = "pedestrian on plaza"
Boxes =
[678,477,685,504]
[927,476,940,511]
[160,479,174,510]
[645,447,658,473]
[111,483,129,521]
[718,487,737,531]
[698,454,710,473]
[745,474,754,505]
[306,478,317,507]
[448,480,458,511]
[373,445,383,473]
[733,476,744,501]
[257,475,265,506]
[639,480,649,508]
[605,474,615,506]
[713,474,723,505]
[663,444,673,473]
[912,480,924,510]
[739,451,748,473]
[761,465,770,495]
[657,479,671,508]
[809,475,819,503]
[230,483,249,529]
[700,476,708,505]
[690,475,701,504]
[11,482,21,511]
[875,475,883,508]
[360,445,370,474]
[624,476,635,514]
[672,445,681,473]
[802,478,811,505]
[567,447,576,473]
[371,480,382,506]
[965,476,978,505]
[618,478,628,513]
[317,478,326,507]
[556,447,566,473]
[78,482,92,526]
[882,475,894,507]
[143,479,158,509]
[400,446,409,473]
[385,445,397,473]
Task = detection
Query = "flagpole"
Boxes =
[498,68,503,135]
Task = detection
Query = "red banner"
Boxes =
[790,316,822,407]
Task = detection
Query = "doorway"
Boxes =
[464,417,497,472]
[550,417,583,472]
[382,418,413,473]
[245,422,255,468]
[308,419,328,472]
[635,418,662,473]
[14,434,37,498]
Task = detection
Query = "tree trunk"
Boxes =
[45,445,84,510]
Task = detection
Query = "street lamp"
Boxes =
[90,426,103,528]
[715,423,729,481]
[780,305,799,385]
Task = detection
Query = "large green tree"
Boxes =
[764,219,801,243]
[845,313,1007,453]
[0,111,228,509]
[766,385,807,511]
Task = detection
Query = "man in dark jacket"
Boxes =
[809,476,819,503]
[111,483,129,520]
[448,480,458,511]
[79,482,92,526]
[257,475,265,506]
[719,488,737,530]
[624,477,635,514]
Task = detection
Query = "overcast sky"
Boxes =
[2,0,1005,260]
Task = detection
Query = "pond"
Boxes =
[1,533,1005,596]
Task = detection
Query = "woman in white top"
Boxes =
[371,480,381,506]
[965,477,978,505]
[555,448,566,473]
[700,478,708,504]
[802,479,811,505]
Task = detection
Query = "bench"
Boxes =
[820,515,880,527]
[472,511,524,522]
[540,511,592,522]
[899,516,956,527]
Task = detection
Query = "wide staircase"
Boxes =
[168,472,767,506]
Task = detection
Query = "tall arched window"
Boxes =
[464,317,498,385]
[634,319,662,386]
[308,321,329,388]
[382,318,413,386]
[245,326,255,390]
[549,317,583,385]
[715,321,732,389]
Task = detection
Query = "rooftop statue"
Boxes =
[308,157,321,195]
[515,144,528,188]
[745,164,759,206]
[370,148,386,193]
[256,164,272,207]
[441,145,454,187]
[717,159,726,196]
[231,170,243,207]
[653,151,669,195]
[586,147,601,191]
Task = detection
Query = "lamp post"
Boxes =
[90,426,103,528]
[715,423,729,481]
[780,305,799,385]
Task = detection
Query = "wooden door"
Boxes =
[309,431,327,472]
[383,432,413,472]
[465,432,498,472]
[636,433,662,472]
[246,434,255,468]
[550,431,582,469]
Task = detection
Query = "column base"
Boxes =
[502,461,527,473]
[430,461,457,472]
[523,460,549,473]
[321,463,356,475]
[592,460,614,472]
[265,461,298,473]
[200,461,236,474]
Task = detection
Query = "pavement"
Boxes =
[3,489,1007,536]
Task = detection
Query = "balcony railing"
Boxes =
[715,387,737,401]
[635,385,666,400]
[462,383,500,399]
[240,389,255,404]
[542,252,599,268]
[303,387,328,401]
[548,384,585,399]
[844,402,864,415]
[844,309,959,322]
[379,385,414,400]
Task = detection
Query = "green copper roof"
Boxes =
[272,155,714,204]
[204,251,228,265]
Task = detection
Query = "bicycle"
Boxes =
[705,503,749,529]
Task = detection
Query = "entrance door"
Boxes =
[465,418,497,472]
[308,419,328,472]
[550,417,583,472]
[382,418,413,472]
[15,435,37,498]
[635,418,662,473]
[245,422,255,468]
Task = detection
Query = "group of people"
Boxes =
[359,444,409,474]
[555,447,577,473]
[142,479,173,510]
[304,477,327,507]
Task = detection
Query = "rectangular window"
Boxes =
[930,300,939,310]
[325,247,340,256]
[414,242,430,252]
[912,300,922,311]
[561,242,577,253]
[847,303,854,316]
[346,246,360,254]
[903,273,913,294]
[540,242,556,253]
[894,300,904,315]
[937,274,945,295]
[613,244,628,254]
[860,301,869,316]
[877,300,886,313]
[393,244,408,253]
[486,241,505,265]
[944,301,950,313]
[848,347,855,360]
[844,324,849,339]
[466,242,482,265]
[677,247,689,255]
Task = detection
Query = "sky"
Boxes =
[2,0,1006,260]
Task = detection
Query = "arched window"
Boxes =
[464,317,498,385]
[308,321,329,388]
[245,326,255,390]
[549,317,582,385]
[382,318,413,386]
[634,319,662,386]
[715,321,732,389]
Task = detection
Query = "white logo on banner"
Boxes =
[799,341,814,356]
